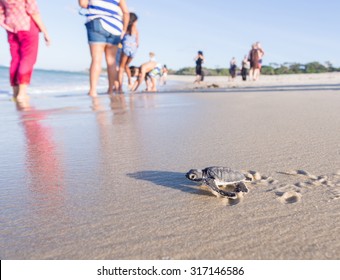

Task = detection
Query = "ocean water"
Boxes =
[0,66,178,98]
[0,66,93,96]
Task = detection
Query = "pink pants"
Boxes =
[7,19,39,86]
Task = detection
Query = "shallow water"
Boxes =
[0,66,182,97]
[1,89,340,259]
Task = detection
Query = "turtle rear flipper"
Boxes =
[205,178,238,199]
[235,181,249,193]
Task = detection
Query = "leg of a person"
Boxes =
[200,73,204,82]
[104,44,118,94]
[7,32,20,97]
[12,86,19,97]
[131,71,144,92]
[145,78,150,91]
[124,56,134,87]
[150,77,157,92]
[115,47,122,72]
[258,65,262,79]
[118,54,129,92]
[249,68,254,80]
[253,68,260,81]
[89,43,105,97]
[195,66,201,83]
[163,74,167,85]
[16,21,39,99]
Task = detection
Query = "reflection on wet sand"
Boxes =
[109,94,128,112]
[91,94,139,159]
[91,93,158,121]
[16,100,64,213]
[90,94,148,197]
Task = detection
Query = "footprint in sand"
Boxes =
[278,169,318,180]
[242,170,279,185]
[223,169,339,205]
[327,171,340,200]
[223,193,244,206]
[274,169,340,202]
[276,189,302,204]
[329,189,340,200]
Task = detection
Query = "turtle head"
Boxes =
[186,169,203,182]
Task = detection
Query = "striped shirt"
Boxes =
[0,0,39,33]
[86,0,123,36]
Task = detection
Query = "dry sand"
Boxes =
[0,73,339,260]
[167,72,340,89]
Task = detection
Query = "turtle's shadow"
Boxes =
[127,170,213,196]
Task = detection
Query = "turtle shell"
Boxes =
[204,166,246,183]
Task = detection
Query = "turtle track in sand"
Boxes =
[235,169,340,205]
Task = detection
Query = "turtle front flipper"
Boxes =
[205,178,237,199]
[235,181,249,193]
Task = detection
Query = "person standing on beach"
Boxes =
[229,57,237,81]
[160,64,168,85]
[248,42,265,81]
[194,51,204,84]
[78,0,129,97]
[118,12,139,92]
[256,41,265,79]
[248,43,260,81]
[241,55,250,81]
[0,0,51,101]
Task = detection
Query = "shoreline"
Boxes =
[1,71,339,97]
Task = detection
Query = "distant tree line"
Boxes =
[261,61,339,75]
[169,67,230,76]
[169,61,340,76]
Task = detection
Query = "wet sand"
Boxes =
[0,74,340,259]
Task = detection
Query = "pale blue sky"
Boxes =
[1,0,340,71]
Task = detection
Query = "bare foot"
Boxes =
[116,86,124,93]
[88,91,98,97]
[16,99,31,110]
[16,94,29,102]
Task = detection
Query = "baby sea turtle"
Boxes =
[186,166,249,199]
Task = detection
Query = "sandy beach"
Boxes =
[0,73,340,260]
[168,72,340,89]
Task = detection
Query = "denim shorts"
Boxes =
[85,19,121,45]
